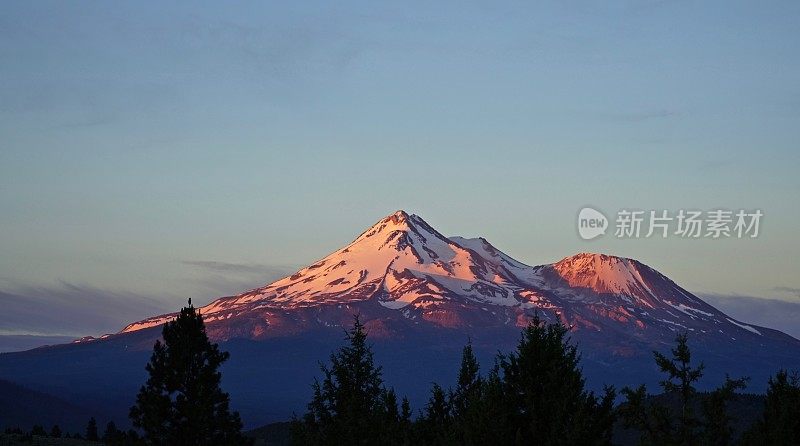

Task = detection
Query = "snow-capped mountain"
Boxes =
[118,211,777,349]
[2,210,799,428]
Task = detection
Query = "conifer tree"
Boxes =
[701,376,747,446]
[417,383,453,444]
[498,314,616,445]
[653,333,704,443]
[466,362,509,445]
[129,299,249,446]
[400,397,412,440]
[620,333,747,446]
[618,384,675,444]
[103,420,121,444]
[86,417,98,441]
[740,370,800,445]
[31,424,47,437]
[448,341,485,445]
[450,341,481,421]
[50,425,61,438]
[292,315,407,445]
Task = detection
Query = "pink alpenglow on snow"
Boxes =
[119,211,768,347]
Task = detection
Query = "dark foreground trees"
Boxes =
[291,316,410,445]
[415,315,616,445]
[740,369,800,445]
[129,299,250,446]
[294,314,616,446]
[619,333,748,446]
[496,316,616,444]
[6,310,800,445]
[86,417,99,441]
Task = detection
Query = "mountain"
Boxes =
[0,210,798,428]
[117,210,792,351]
[0,335,74,353]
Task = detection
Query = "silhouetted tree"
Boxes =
[103,420,121,444]
[741,370,800,445]
[122,429,143,446]
[129,299,250,446]
[700,376,748,446]
[654,333,705,443]
[399,397,412,443]
[31,424,46,437]
[86,417,99,441]
[467,362,510,444]
[104,420,117,437]
[451,342,481,416]
[620,333,747,446]
[292,315,407,445]
[417,383,453,444]
[452,342,480,409]
[619,384,675,445]
[416,341,485,445]
[496,314,615,445]
[417,318,614,445]
[50,424,62,438]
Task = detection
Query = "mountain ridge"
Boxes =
[2,210,799,428]
[112,210,792,351]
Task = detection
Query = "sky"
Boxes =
[1,1,799,340]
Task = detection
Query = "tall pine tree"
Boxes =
[292,315,407,445]
[129,299,249,446]
[449,341,484,445]
[86,417,99,441]
[653,333,705,443]
[498,314,616,445]
[741,370,800,445]
[620,333,747,446]
[417,383,453,444]
[450,341,481,421]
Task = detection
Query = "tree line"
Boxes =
[3,417,125,443]
[7,301,798,445]
[289,316,800,446]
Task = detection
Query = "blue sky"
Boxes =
[1,1,799,337]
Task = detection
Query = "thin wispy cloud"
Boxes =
[182,260,277,275]
[182,259,298,295]
[0,282,175,338]
[0,260,298,349]
[182,259,296,280]
[773,286,800,298]
[700,293,800,339]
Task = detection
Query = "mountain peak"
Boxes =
[551,252,655,298]
[358,210,414,236]
[388,209,410,223]
[350,210,446,248]
[560,252,633,263]
[554,252,644,275]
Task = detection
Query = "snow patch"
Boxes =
[726,318,762,336]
